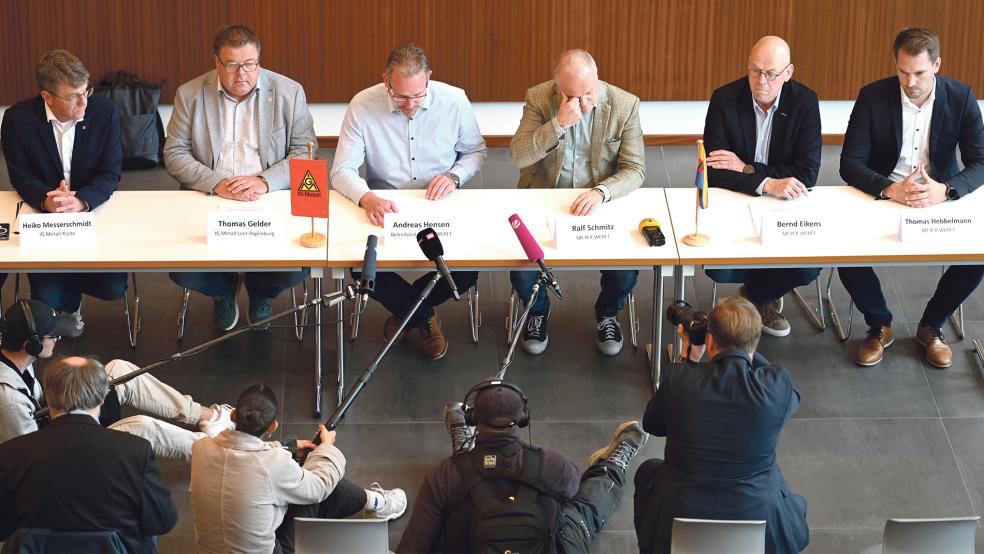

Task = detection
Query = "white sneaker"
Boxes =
[364,483,407,521]
[199,404,235,437]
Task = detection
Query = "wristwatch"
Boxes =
[443,172,461,188]
[944,184,959,200]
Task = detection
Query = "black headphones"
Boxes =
[19,300,43,357]
[462,379,530,429]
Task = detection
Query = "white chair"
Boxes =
[860,516,980,554]
[670,517,766,554]
[294,517,389,554]
[349,280,482,344]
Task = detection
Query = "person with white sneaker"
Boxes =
[510,49,645,357]
[0,300,233,460]
[192,384,407,554]
[398,379,649,553]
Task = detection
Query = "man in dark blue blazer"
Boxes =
[838,28,984,368]
[634,296,809,554]
[702,36,822,339]
[0,50,127,337]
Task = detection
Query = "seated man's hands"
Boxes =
[43,180,85,212]
[763,177,809,199]
[425,173,456,201]
[706,149,747,172]
[570,188,604,216]
[215,176,268,202]
[359,191,399,227]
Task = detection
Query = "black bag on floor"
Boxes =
[94,71,165,169]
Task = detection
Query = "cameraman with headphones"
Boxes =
[0,300,233,458]
[633,296,809,554]
[397,379,649,553]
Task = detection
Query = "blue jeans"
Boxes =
[510,269,638,318]
[356,270,479,328]
[704,268,821,304]
[169,270,310,301]
[28,273,128,312]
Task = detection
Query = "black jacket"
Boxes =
[840,75,984,198]
[703,78,822,194]
[0,414,177,553]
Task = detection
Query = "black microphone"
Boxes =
[357,235,377,312]
[416,228,460,300]
[508,214,563,300]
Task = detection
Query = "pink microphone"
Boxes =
[508,214,563,299]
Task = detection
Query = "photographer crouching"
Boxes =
[633,296,809,554]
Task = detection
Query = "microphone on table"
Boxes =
[508,213,563,300]
[356,235,378,312]
[638,218,666,247]
[416,228,460,300]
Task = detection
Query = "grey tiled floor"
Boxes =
[2,146,983,553]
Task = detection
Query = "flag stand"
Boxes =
[300,140,327,248]
[682,139,711,246]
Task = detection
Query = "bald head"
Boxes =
[554,49,600,114]
[749,36,791,67]
[747,36,794,109]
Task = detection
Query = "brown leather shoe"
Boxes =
[383,316,407,342]
[916,324,952,368]
[856,325,894,366]
[410,312,448,360]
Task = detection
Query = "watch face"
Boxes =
[947,187,959,200]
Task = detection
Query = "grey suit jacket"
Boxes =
[510,80,645,199]
[164,69,317,193]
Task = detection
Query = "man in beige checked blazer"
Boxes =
[510,49,645,357]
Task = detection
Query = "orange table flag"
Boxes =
[290,158,329,218]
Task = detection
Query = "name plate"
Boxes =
[554,215,626,249]
[207,212,280,244]
[758,209,832,246]
[383,213,462,250]
[899,212,982,243]
[19,213,96,247]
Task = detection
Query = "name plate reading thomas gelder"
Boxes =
[554,215,626,250]
[383,213,462,250]
[759,210,830,246]
[899,212,982,244]
[19,213,96,247]
[207,211,280,245]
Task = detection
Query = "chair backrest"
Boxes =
[1,528,127,553]
[671,517,767,554]
[294,517,389,554]
[882,516,980,554]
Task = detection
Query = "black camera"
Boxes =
[666,301,709,346]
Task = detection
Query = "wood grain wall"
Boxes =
[2,0,983,104]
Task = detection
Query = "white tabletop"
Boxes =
[666,185,984,266]
[326,188,679,269]
[0,190,328,270]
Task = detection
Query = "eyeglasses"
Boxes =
[747,63,791,82]
[220,60,259,73]
[48,84,93,104]
[387,82,428,102]
[43,335,61,341]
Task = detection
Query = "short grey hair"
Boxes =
[36,49,89,92]
[42,356,108,412]
[554,49,598,76]
[385,44,431,78]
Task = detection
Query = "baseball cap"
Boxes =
[472,381,526,429]
[0,300,75,346]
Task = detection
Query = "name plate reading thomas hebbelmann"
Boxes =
[207,211,280,245]
[19,212,96,247]
[899,212,981,244]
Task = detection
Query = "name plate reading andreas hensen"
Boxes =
[899,212,981,244]
[19,213,96,247]
[207,211,280,245]
[383,213,462,250]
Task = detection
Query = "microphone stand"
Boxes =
[33,287,357,423]
[326,271,442,430]
[495,269,555,380]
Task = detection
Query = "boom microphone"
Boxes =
[508,214,563,299]
[416,228,460,300]
[357,235,378,312]
[638,218,666,247]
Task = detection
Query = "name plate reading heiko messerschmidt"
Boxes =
[207,211,280,245]
[383,213,463,251]
[758,209,831,246]
[899,212,982,244]
[554,215,626,250]
[19,213,96,247]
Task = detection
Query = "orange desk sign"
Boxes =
[290,158,328,247]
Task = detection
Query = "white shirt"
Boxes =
[753,88,782,195]
[890,84,935,183]
[44,101,78,187]
[214,77,263,180]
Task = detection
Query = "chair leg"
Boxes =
[949,303,966,340]
[973,338,984,367]
[349,297,361,341]
[506,290,519,344]
[626,292,639,348]
[122,272,141,348]
[291,280,309,342]
[791,275,826,332]
[823,268,853,342]
[710,281,718,307]
[14,273,22,301]
[177,287,191,340]
[468,283,481,344]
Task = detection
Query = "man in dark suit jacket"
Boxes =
[634,297,809,554]
[0,49,127,336]
[0,356,177,553]
[838,28,984,368]
[702,36,822,339]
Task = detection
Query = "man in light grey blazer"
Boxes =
[164,25,316,331]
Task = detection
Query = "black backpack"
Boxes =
[94,71,165,169]
[449,443,560,554]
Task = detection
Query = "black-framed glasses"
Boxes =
[43,335,61,341]
[48,84,93,104]
[747,63,791,82]
[387,81,428,102]
[220,60,259,73]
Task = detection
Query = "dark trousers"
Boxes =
[364,270,479,328]
[705,268,821,304]
[556,462,626,554]
[839,265,984,328]
[28,272,128,312]
[274,477,367,554]
[511,270,638,318]
[169,270,310,301]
